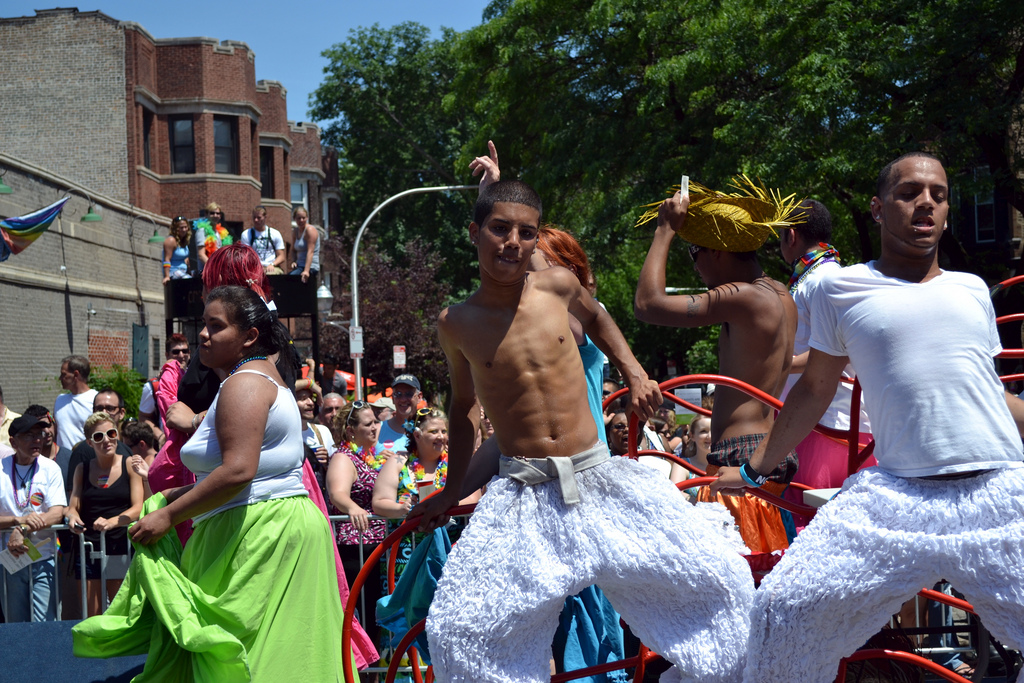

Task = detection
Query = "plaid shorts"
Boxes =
[708,433,798,484]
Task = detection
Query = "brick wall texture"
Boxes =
[0,10,130,202]
[0,165,164,411]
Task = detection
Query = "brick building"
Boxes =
[0,7,337,409]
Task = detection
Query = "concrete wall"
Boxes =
[0,156,165,412]
[0,9,130,202]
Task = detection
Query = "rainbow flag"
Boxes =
[0,196,69,262]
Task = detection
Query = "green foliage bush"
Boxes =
[89,365,146,419]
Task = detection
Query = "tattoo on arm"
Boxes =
[687,296,700,317]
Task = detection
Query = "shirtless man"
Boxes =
[635,191,797,552]
[414,180,755,683]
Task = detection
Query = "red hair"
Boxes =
[538,226,592,290]
[202,244,272,301]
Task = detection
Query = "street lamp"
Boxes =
[349,184,476,399]
[316,281,334,318]
[79,189,102,223]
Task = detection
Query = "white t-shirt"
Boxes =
[139,381,156,415]
[180,371,306,523]
[240,226,285,267]
[782,259,871,432]
[809,262,1023,477]
[54,389,98,450]
[302,423,335,457]
[0,456,67,562]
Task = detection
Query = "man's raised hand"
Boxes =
[470,140,501,191]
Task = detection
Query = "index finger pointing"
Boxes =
[488,139,498,164]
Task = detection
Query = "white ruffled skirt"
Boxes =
[748,465,1024,682]
[426,454,755,683]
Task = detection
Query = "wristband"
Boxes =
[739,462,768,488]
[191,413,202,431]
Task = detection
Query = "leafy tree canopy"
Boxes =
[311,0,1024,382]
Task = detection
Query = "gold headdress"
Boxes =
[636,175,806,252]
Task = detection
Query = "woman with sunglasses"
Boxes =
[327,400,395,649]
[194,202,232,274]
[162,216,192,284]
[66,412,143,616]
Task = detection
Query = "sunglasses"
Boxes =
[173,216,187,223]
[392,390,416,399]
[610,423,628,432]
[95,405,120,414]
[687,243,705,262]
[346,400,369,425]
[169,348,189,355]
[208,211,222,216]
[90,428,119,443]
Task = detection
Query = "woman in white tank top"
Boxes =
[74,285,358,680]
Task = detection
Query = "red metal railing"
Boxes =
[342,372,984,683]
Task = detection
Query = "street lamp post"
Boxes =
[349,184,475,399]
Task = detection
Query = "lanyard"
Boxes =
[10,459,38,510]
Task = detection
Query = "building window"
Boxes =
[214,116,238,174]
[963,167,996,244]
[168,116,195,174]
[259,146,274,198]
[142,110,153,170]
[291,181,308,211]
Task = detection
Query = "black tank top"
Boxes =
[80,454,131,555]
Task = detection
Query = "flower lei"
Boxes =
[788,243,840,292]
[350,441,387,471]
[397,449,448,505]
[195,218,233,256]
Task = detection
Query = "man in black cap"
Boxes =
[2,414,67,621]
[376,374,422,455]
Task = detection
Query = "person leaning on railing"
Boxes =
[66,412,144,617]
[327,400,394,648]
[1,414,67,622]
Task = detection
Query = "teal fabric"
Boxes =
[376,526,451,663]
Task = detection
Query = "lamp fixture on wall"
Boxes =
[79,190,102,222]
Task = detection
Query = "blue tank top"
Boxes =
[170,244,188,274]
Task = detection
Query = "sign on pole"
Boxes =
[393,345,406,369]
[349,326,364,359]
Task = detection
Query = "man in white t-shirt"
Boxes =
[376,374,420,454]
[2,415,67,621]
[53,355,98,450]
[778,200,875,522]
[713,152,1024,682]
[240,205,285,275]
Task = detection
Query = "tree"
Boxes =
[309,22,482,297]
[320,237,451,401]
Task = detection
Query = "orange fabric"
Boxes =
[699,465,789,553]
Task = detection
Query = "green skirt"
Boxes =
[73,493,355,682]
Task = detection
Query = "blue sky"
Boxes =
[3,1,492,120]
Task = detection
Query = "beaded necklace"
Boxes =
[10,460,38,510]
[229,355,268,376]
[349,441,387,471]
[788,243,841,292]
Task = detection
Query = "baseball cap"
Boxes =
[391,374,421,391]
[370,397,396,411]
[9,414,49,438]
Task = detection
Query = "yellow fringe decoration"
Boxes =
[636,175,807,252]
